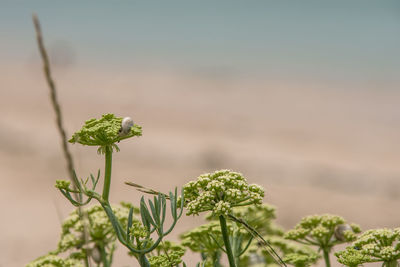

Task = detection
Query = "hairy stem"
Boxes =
[102,146,113,203]
[219,215,237,267]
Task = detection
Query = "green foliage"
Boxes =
[26,203,137,267]
[148,241,186,267]
[229,204,281,236]
[55,180,71,190]
[53,114,185,267]
[335,247,372,267]
[285,214,361,267]
[183,170,264,216]
[69,114,142,153]
[181,221,227,266]
[182,204,319,267]
[58,204,137,254]
[283,253,320,267]
[233,205,319,267]
[285,214,361,247]
[26,254,84,267]
[33,111,387,267]
[335,228,400,267]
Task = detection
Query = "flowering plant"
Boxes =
[335,228,400,267]
[29,17,397,267]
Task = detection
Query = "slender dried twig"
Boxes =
[32,14,91,267]
[32,14,79,190]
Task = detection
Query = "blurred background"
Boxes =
[1,1,400,266]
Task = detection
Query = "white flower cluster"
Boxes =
[311,225,330,239]
[214,200,231,216]
[183,170,265,216]
[353,228,400,262]
[26,255,84,267]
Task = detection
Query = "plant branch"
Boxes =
[323,248,331,267]
[102,146,113,203]
[219,215,237,267]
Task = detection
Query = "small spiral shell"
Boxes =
[118,117,134,136]
[90,245,102,264]
[334,224,352,241]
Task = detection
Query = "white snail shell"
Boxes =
[334,224,352,241]
[90,245,102,264]
[119,117,134,136]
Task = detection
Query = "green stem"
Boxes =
[219,215,237,267]
[322,248,331,267]
[102,145,113,203]
[212,252,222,267]
[139,254,150,267]
[98,244,110,267]
[383,260,399,267]
[83,250,90,267]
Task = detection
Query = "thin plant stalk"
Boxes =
[99,244,110,267]
[102,146,113,202]
[139,254,150,267]
[219,215,237,267]
[323,248,331,267]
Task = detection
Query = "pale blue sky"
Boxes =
[1,1,400,83]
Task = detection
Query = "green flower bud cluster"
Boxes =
[335,247,372,267]
[27,203,139,267]
[181,221,229,266]
[55,180,71,191]
[129,221,149,239]
[181,221,228,253]
[241,234,320,267]
[148,241,186,267]
[336,228,400,266]
[270,235,319,259]
[283,253,320,267]
[184,204,318,267]
[284,214,361,247]
[59,203,138,252]
[69,114,142,153]
[231,204,282,236]
[26,254,84,267]
[183,170,264,216]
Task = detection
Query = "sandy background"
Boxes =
[1,63,399,266]
[1,2,400,266]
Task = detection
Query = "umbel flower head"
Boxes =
[183,170,264,216]
[148,241,186,267]
[26,203,139,267]
[181,221,234,266]
[181,221,229,254]
[69,114,142,154]
[285,214,361,249]
[26,254,84,267]
[58,203,138,253]
[335,228,400,267]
